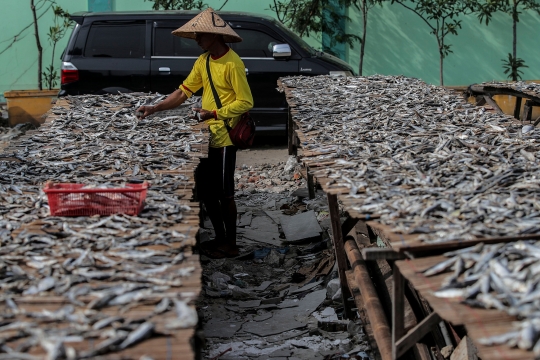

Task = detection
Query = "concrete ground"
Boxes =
[237,145,289,167]
[196,143,373,360]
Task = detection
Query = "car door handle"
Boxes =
[159,67,171,73]
[245,68,249,76]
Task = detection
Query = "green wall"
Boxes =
[89,0,116,11]
[0,0,86,102]
[347,4,540,85]
[1,0,539,102]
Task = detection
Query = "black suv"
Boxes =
[60,11,354,136]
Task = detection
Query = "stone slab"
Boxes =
[289,280,324,295]
[203,219,213,229]
[264,210,283,224]
[250,215,280,233]
[312,307,339,322]
[204,319,245,338]
[241,290,326,337]
[280,210,322,243]
[254,281,273,292]
[238,228,282,246]
[253,313,273,322]
[263,199,276,210]
[238,300,261,308]
[270,349,293,357]
[237,212,253,227]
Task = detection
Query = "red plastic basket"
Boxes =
[44,182,148,217]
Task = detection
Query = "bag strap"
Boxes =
[206,53,222,109]
[206,53,233,132]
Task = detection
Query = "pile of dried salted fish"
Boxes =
[424,241,540,355]
[0,123,35,151]
[0,93,204,358]
[280,75,540,243]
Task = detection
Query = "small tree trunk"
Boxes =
[512,0,518,81]
[49,41,57,90]
[512,0,517,60]
[439,51,444,86]
[438,35,444,86]
[299,0,320,37]
[359,0,367,76]
[31,0,43,90]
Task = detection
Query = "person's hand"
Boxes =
[192,108,215,122]
[136,105,155,119]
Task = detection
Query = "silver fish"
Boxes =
[118,322,154,350]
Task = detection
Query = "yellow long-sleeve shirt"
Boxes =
[179,48,254,148]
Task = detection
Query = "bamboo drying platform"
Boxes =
[279,77,539,254]
[396,256,532,360]
[278,76,540,360]
[0,97,208,360]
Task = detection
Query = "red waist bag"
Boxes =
[225,112,256,149]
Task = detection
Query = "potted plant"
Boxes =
[4,1,71,127]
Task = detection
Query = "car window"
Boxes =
[84,21,145,58]
[154,28,203,57]
[231,29,282,58]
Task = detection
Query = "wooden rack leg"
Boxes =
[287,106,293,155]
[522,100,533,122]
[514,96,523,119]
[327,193,354,319]
[307,166,316,199]
[393,265,442,359]
[392,264,405,360]
[287,107,297,156]
[474,96,486,106]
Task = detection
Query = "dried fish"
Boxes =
[425,241,540,354]
[0,93,204,357]
[279,75,540,243]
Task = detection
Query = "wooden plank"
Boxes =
[346,270,383,360]
[327,193,354,319]
[395,312,441,359]
[466,322,532,360]
[362,248,406,261]
[393,233,540,254]
[366,220,540,255]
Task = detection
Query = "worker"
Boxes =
[136,7,254,259]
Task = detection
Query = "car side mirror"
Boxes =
[273,44,291,59]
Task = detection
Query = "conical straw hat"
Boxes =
[172,7,242,43]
